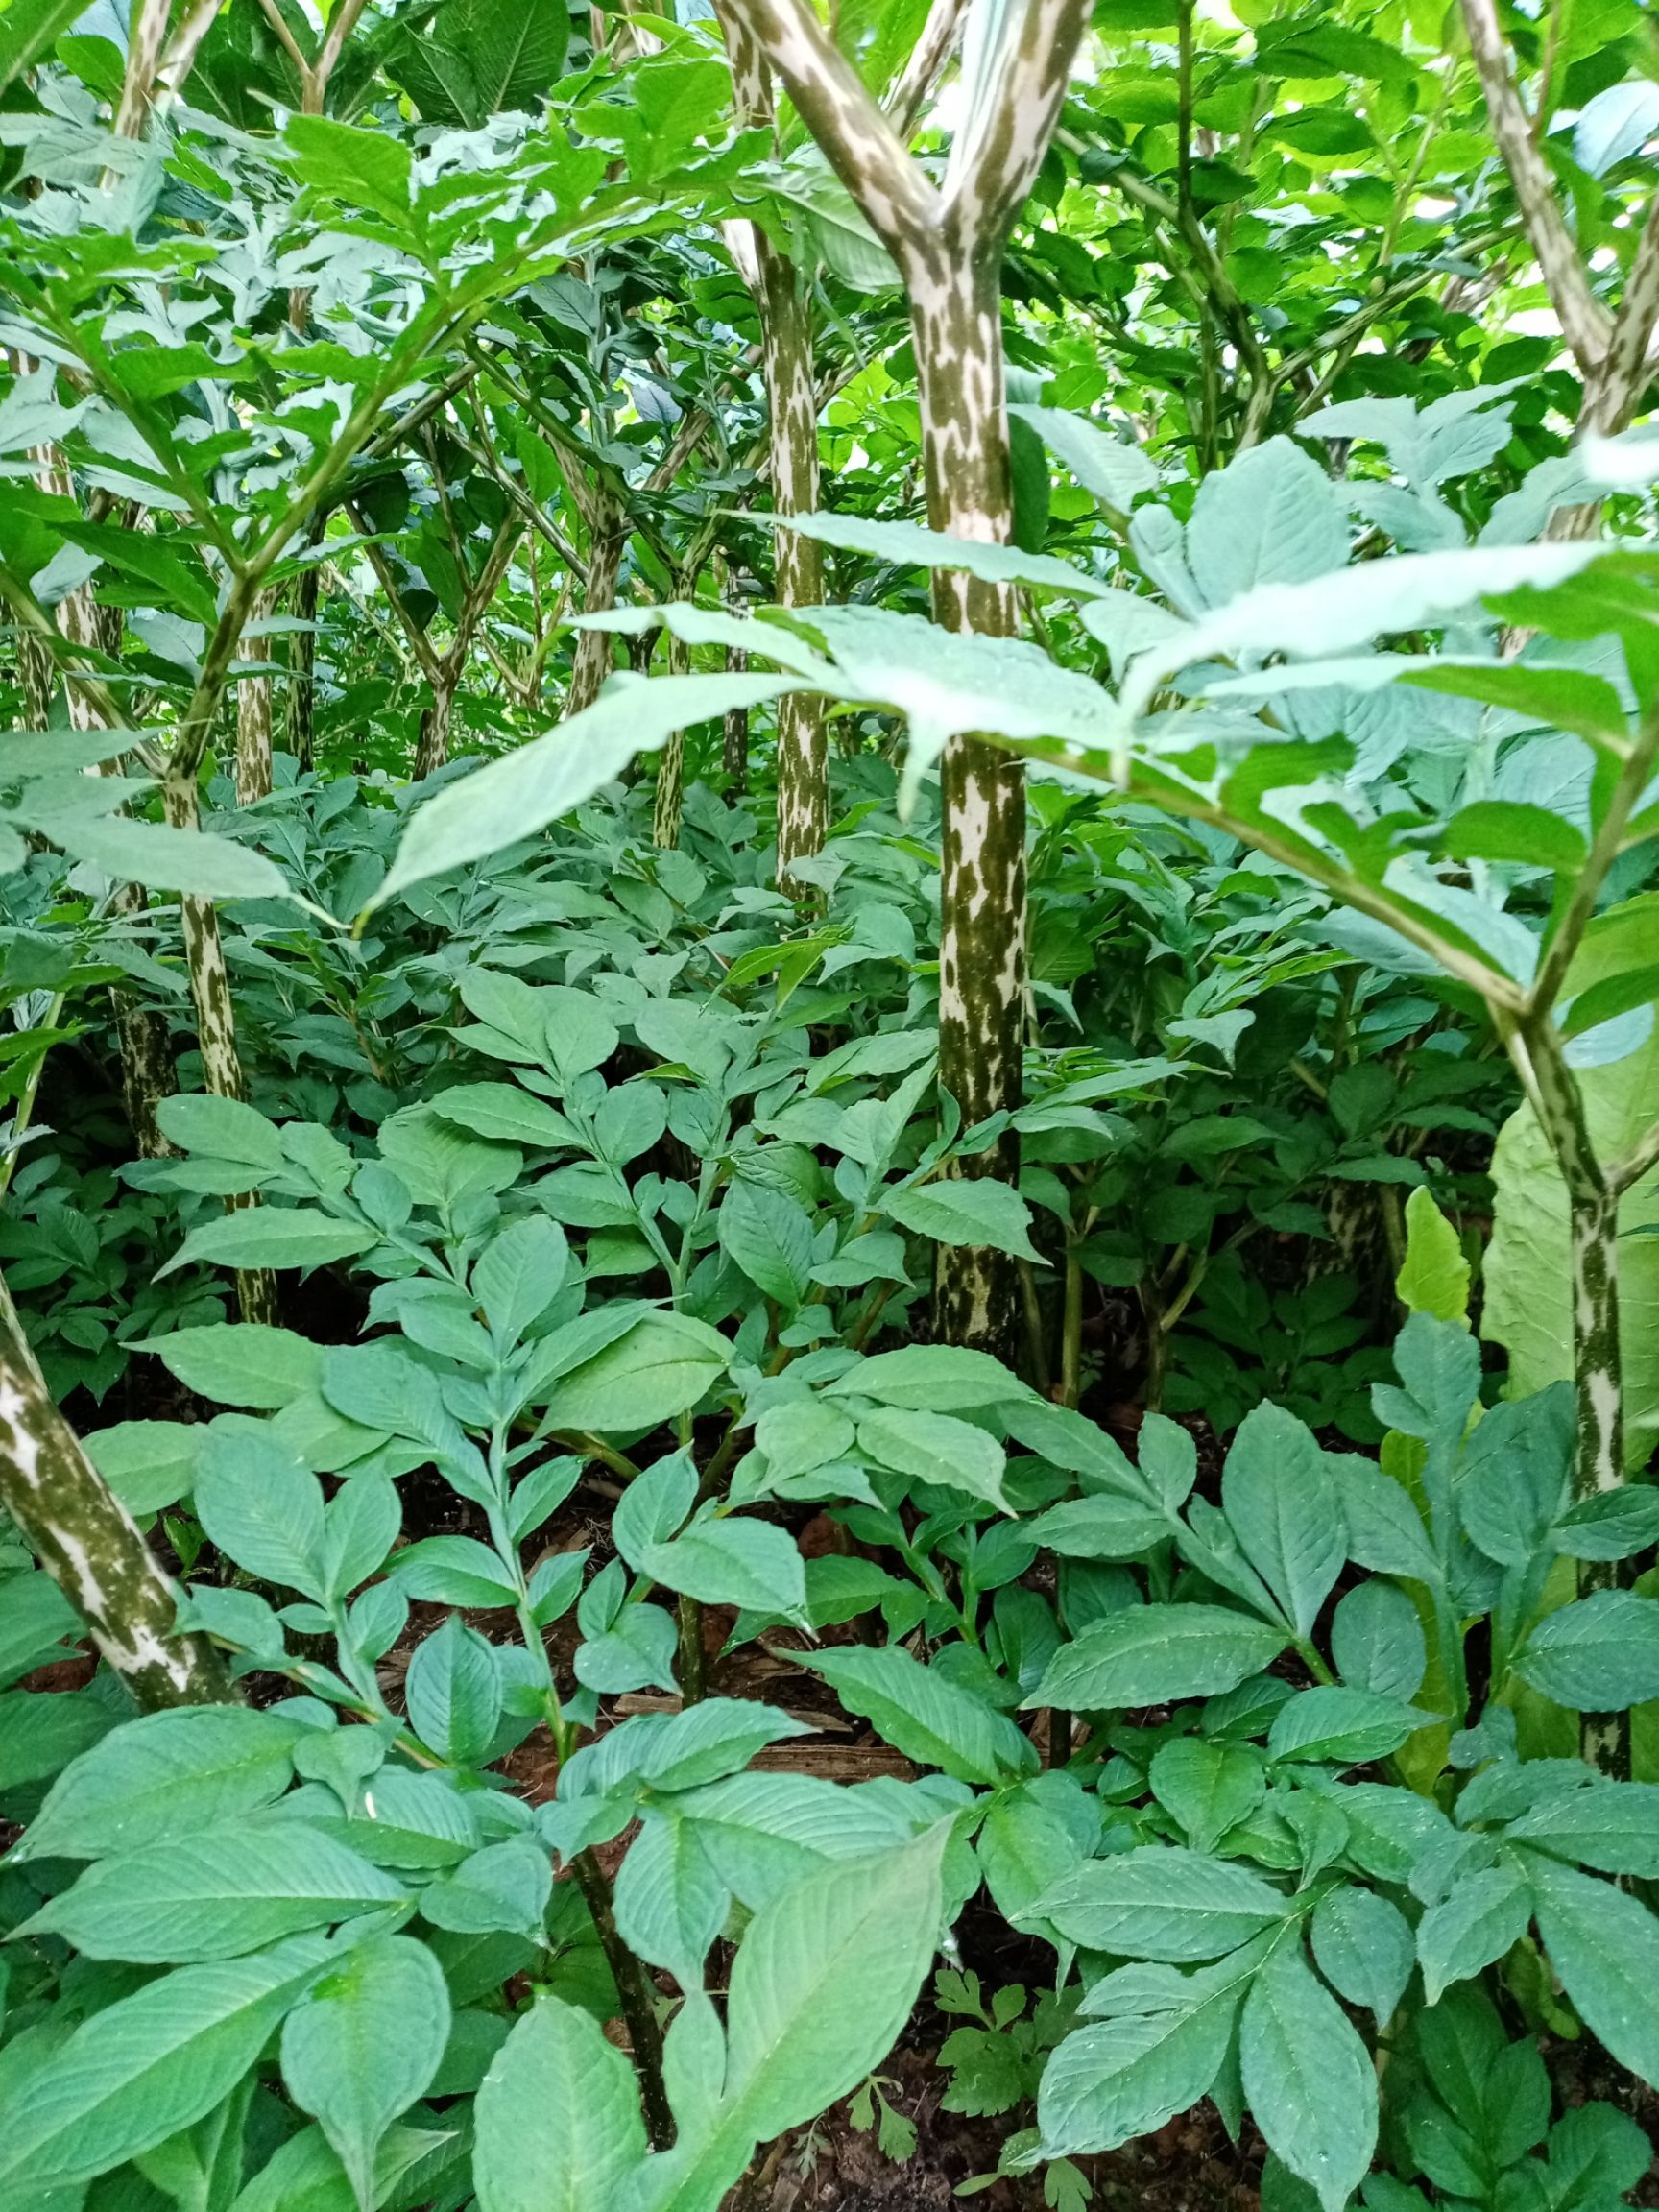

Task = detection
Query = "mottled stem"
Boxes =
[235,586,276,805]
[652,624,691,850]
[0,1272,231,1708]
[566,496,628,719]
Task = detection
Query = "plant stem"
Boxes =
[572,1847,674,2150]
[0,1271,231,1708]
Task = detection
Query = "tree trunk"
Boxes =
[289,559,320,772]
[162,773,278,1327]
[724,646,751,789]
[57,579,179,1157]
[0,1274,231,1708]
[566,497,628,719]
[757,237,829,890]
[913,264,1028,1357]
[413,678,455,781]
[652,628,691,850]
[235,589,276,805]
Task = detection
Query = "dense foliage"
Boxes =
[3,0,1659,2208]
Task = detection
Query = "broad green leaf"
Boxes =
[56,820,294,904]
[1507,1781,1659,1875]
[1032,1493,1173,1558]
[1240,1939,1378,2212]
[156,1095,285,1168]
[1147,1740,1264,1854]
[856,1406,1012,1513]
[0,1936,333,2193]
[542,1311,729,1433]
[157,1211,374,1281]
[884,1175,1042,1262]
[16,1707,303,1863]
[419,1840,551,1942]
[785,511,1103,598]
[1219,1404,1345,1638]
[1037,1948,1258,2157]
[640,1515,808,1623]
[195,1429,326,1599]
[1027,1604,1288,1711]
[405,1620,502,1767]
[280,1935,451,2212]
[1035,1847,1287,1963]
[613,1810,729,1984]
[1417,1863,1532,2006]
[1525,1852,1659,2085]
[371,678,793,909]
[83,1420,201,1514]
[805,1645,1039,1784]
[0,1569,78,1691]
[0,0,87,95]
[1514,1591,1659,1710]
[1395,1187,1470,1325]
[719,1821,950,2137]
[1330,1582,1427,1702]
[1008,404,1159,512]
[717,1180,814,1307]
[16,1824,408,1962]
[428,1084,578,1150]
[1267,1687,1432,1767]
[1310,1887,1414,2025]
[827,1345,1034,1411]
[142,1324,324,1410]
[473,1994,647,2212]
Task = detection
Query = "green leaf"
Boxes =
[473,1994,647,2212]
[1331,1582,1427,1702]
[884,1175,1043,1262]
[1030,1494,1171,1556]
[16,1707,303,1863]
[405,1619,502,1767]
[828,1345,1034,1412]
[1525,1852,1659,2085]
[613,1810,729,1984]
[428,1084,578,1150]
[1506,1781,1659,1875]
[719,1821,950,2138]
[15,1824,408,1962]
[1007,405,1159,512]
[718,1180,814,1307]
[1027,1604,1288,1711]
[1240,1939,1378,2212]
[0,1568,78,1691]
[1037,1948,1258,2158]
[1514,1590,1659,1710]
[371,677,793,910]
[1417,1863,1532,2006]
[156,1094,285,1169]
[1267,1687,1432,1767]
[280,1934,451,2212]
[157,1211,374,1281]
[1309,1887,1414,2025]
[83,1420,201,1515]
[1148,1740,1265,1853]
[195,1429,325,1599]
[856,1406,1012,1513]
[143,1324,324,1409]
[0,0,88,96]
[1035,1847,1288,1962]
[473,1215,571,1341]
[805,1645,1039,1785]
[55,820,294,904]
[389,1536,521,1610]
[286,116,412,225]
[542,1311,729,1434]
[420,1840,551,1942]
[785,511,1103,598]
[640,1515,809,1623]
[0,1936,333,2194]
[1219,1404,1345,1638]
[1394,1187,1470,1325]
